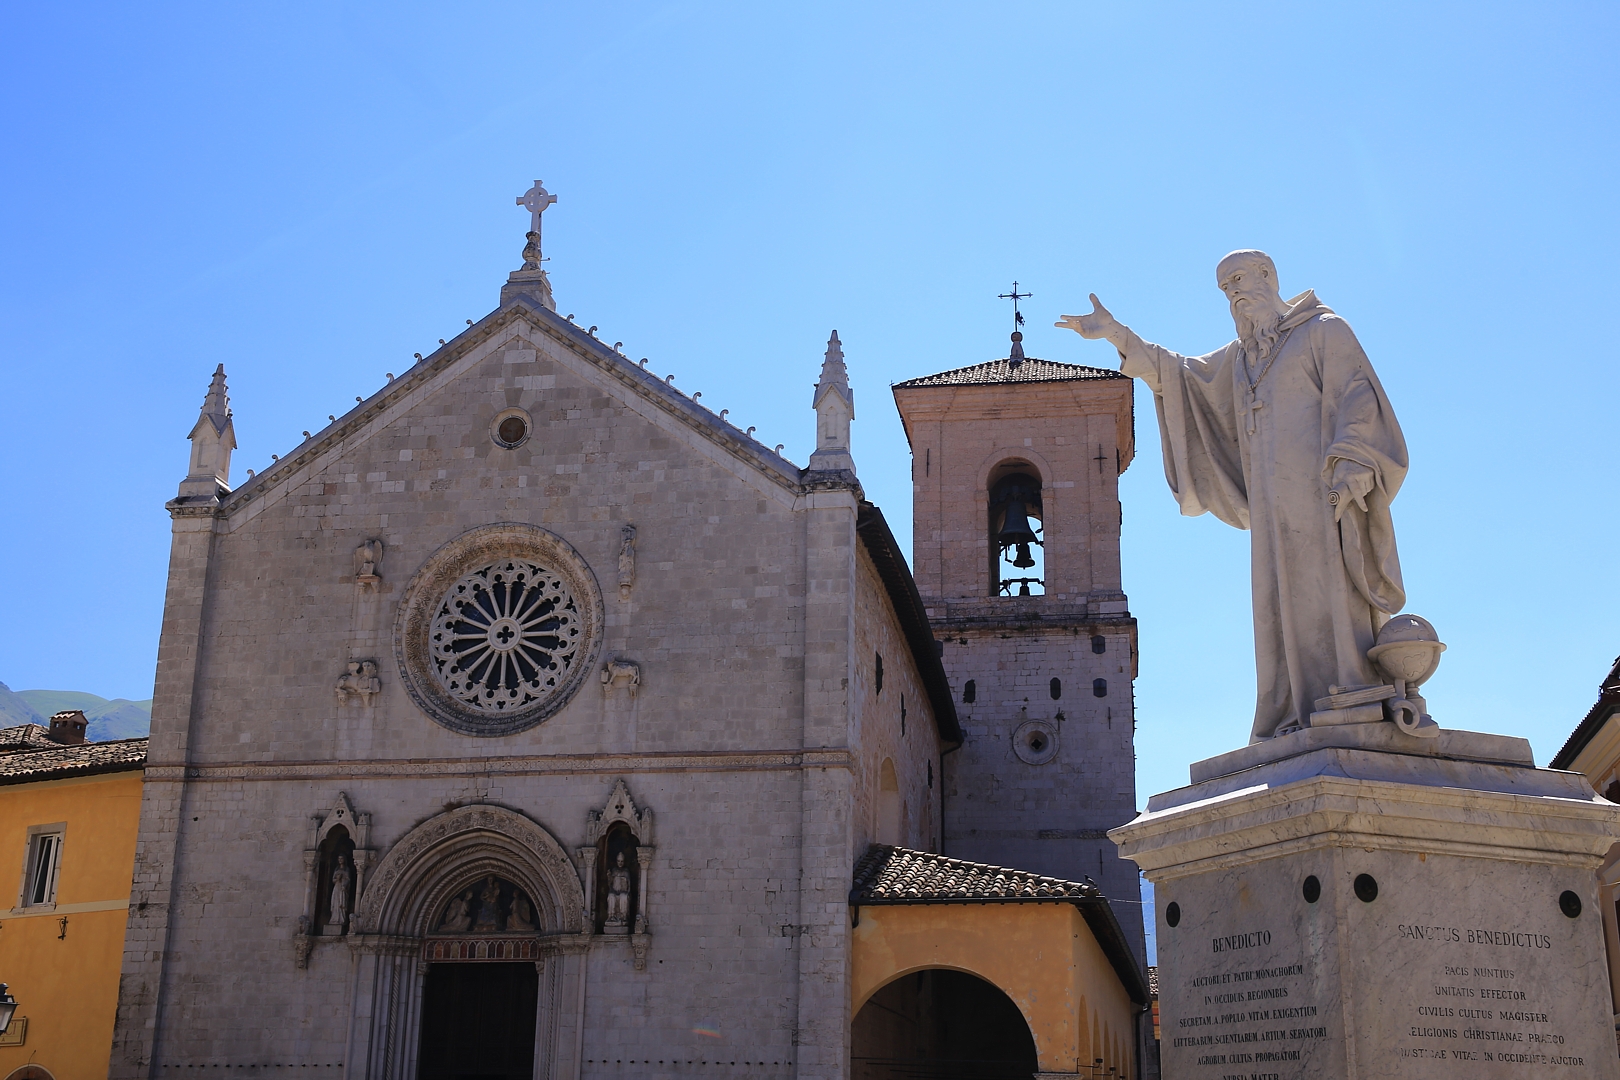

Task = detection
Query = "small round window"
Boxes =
[492,409,531,449]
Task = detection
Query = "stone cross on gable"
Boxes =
[516,180,558,234]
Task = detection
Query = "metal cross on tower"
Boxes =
[998,281,1032,332]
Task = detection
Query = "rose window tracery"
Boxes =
[428,559,582,714]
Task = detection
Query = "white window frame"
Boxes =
[18,824,66,910]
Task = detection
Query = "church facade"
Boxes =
[111,212,1147,1080]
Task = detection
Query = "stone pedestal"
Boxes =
[1111,724,1620,1078]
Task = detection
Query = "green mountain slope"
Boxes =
[8,687,152,741]
[0,682,47,727]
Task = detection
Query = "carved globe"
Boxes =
[1369,613,1445,689]
[396,524,604,736]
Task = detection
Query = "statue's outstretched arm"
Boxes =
[1056,294,1132,351]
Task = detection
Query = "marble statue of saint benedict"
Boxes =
[1059,251,1408,742]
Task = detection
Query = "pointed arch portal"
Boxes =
[345,805,588,1080]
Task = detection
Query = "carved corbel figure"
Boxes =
[334,662,361,706]
[336,660,381,707]
[617,525,635,600]
[601,660,641,696]
[354,539,384,593]
[357,660,382,707]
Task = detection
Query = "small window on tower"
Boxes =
[1091,635,1107,655]
[1049,678,1062,700]
[1093,678,1108,698]
[962,679,976,704]
[875,653,884,694]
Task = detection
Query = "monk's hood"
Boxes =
[1279,289,1332,332]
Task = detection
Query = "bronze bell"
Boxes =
[998,500,1038,547]
[1012,542,1036,569]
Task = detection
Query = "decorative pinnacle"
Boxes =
[812,330,853,411]
[199,363,231,433]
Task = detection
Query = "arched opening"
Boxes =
[852,968,1038,1080]
[593,820,641,934]
[348,805,586,1080]
[988,463,1044,597]
[313,824,356,935]
[877,759,901,846]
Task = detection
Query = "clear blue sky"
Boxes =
[2,2,1615,799]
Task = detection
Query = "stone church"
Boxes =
[112,195,1149,1080]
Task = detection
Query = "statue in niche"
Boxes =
[474,876,502,932]
[439,890,474,932]
[354,539,384,592]
[604,852,631,933]
[508,889,536,931]
[315,825,356,935]
[326,854,352,932]
[593,820,640,934]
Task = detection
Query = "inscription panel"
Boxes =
[1155,849,1617,1080]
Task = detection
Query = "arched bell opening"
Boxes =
[851,968,1039,1080]
[988,464,1044,597]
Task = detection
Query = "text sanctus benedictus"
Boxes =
[1059,250,1408,742]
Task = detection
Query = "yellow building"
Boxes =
[0,713,145,1080]
[1551,656,1620,1052]
[848,845,1150,1079]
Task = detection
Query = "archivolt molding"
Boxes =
[354,804,585,938]
[394,523,605,736]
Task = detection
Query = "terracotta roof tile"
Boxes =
[893,356,1126,389]
[0,725,61,753]
[851,844,1102,903]
[0,737,147,785]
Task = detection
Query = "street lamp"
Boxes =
[0,984,19,1034]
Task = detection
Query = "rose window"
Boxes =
[428,559,582,713]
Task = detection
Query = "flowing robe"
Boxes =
[1117,290,1408,741]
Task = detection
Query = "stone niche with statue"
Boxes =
[1062,251,1620,1078]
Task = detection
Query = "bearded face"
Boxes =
[1221,264,1283,361]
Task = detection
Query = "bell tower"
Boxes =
[892,327,1144,958]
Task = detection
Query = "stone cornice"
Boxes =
[146,747,853,783]
[1112,773,1619,881]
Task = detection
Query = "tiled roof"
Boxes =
[0,725,61,753]
[1551,655,1620,771]
[851,845,1102,903]
[0,737,147,785]
[893,356,1126,389]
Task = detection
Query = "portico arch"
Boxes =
[345,805,587,1080]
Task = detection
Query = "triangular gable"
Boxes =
[220,295,803,523]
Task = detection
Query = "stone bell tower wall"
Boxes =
[894,377,1134,606]
[893,368,1145,963]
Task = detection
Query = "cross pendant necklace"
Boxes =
[1241,324,1298,436]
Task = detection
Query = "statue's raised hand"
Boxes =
[1055,294,1124,343]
